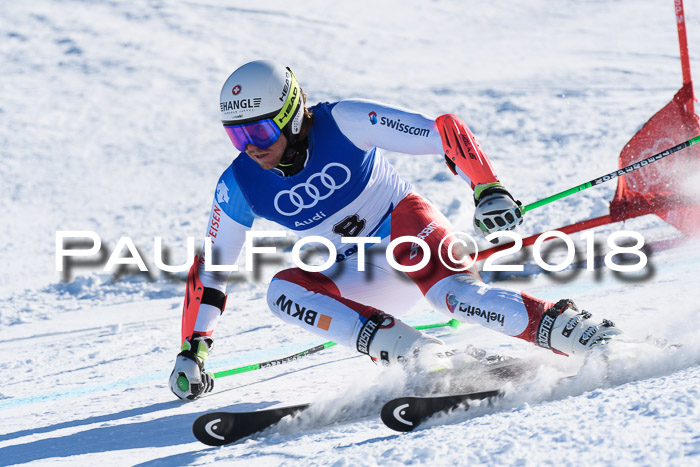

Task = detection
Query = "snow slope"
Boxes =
[1,0,700,465]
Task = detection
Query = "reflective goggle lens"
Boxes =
[224,119,281,152]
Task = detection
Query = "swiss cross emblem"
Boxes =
[232,85,242,95]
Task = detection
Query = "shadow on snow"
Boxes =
[0,399,274,463]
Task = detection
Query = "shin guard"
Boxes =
[181,256,227,343]
[436,114,499,187]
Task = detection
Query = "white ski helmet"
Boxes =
[220,60,304,151]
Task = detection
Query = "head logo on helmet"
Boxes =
[231,85,241,95]
[279,71,291,102]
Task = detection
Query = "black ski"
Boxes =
[191,351,537,444]
[381,389,502,432]
[192,403,310,446]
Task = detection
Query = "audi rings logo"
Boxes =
[274,163,352,216]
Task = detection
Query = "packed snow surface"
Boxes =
[1,0,700,465]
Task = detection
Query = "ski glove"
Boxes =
[473,182,523,240]
[169,335,214,400]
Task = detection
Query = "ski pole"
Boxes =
[213,319,461,379]
[520,135,700,214]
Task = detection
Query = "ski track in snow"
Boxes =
[1,0,700,465]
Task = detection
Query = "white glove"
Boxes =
[473,182,523,240]
[169,335,214,400]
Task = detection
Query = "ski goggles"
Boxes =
[223,68,302,152]
[224,119,281,152]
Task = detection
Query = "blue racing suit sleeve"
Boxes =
[215,165,255,228]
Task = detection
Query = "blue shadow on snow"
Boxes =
[0,400,274,463]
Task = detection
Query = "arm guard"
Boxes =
[181,255,227,343]
[435,114,499,188]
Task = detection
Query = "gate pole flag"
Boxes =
[611,0,700,235]
[477,0,700,263]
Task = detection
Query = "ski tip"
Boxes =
[381,397,421,432]
[381,390,502,433]
[192,412,234,447]
[191,403,311,446]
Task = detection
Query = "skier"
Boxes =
[169,60,621,400]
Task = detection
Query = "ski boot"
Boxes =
[535,299,622,356]
[360,312,477,372]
